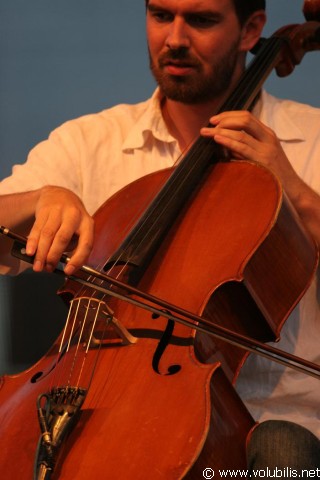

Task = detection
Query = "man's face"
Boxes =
[146,0,248,104]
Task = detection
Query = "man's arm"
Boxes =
[0,186,94,275]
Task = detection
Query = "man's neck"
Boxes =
[162,97,223,152]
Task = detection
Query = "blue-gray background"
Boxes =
[0,1,319,373]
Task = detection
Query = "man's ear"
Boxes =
[239,11,266,52]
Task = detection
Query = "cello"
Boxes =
[1,2,320,479]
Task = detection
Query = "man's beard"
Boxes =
[149,45,240,105]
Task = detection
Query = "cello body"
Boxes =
[0,159,317,479]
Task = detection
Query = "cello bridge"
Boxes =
[68,297,138,348]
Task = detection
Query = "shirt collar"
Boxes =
[122,88,176,151]
[123,88,306,152]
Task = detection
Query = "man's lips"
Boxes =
[162,61,197,76]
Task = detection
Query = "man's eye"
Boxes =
[150,11,173,23]
[187,15,218,28]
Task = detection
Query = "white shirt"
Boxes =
[0,89,180,216]
[1,88,320,436]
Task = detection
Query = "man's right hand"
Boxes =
[25,186,94,275]
[0,185,94,275]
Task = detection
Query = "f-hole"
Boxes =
[152,311,182,376]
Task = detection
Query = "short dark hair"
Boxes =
[233,0,266,25]
[145,1,266,25]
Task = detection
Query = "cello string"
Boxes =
[73,299,108,391]
[51,295,116,392]
[49,297,80,390]
[61,298,91,389]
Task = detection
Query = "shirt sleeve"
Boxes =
[0,119,85,198]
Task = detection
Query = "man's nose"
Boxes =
[165,18,190,49]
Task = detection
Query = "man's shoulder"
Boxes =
[262,90,320,118]
[62,95,155,134]
[260,90,320,141]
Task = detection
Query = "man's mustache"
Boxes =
[158,49,200,68]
